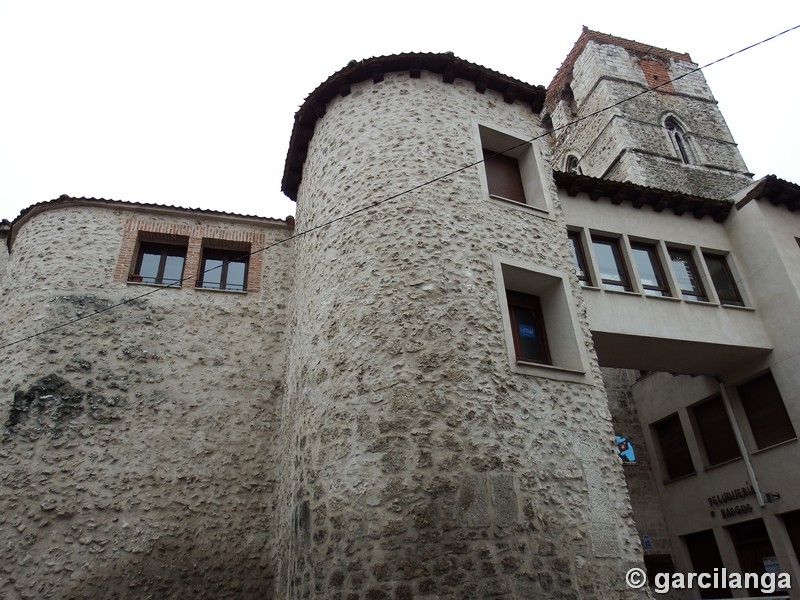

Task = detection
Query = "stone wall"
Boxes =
[0,203,292,599]
[280,71,645,599]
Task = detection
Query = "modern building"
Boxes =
[1,28,798,599]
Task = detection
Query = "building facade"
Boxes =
[1,28,799,599]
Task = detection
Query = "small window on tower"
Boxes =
[664,116,693,164]
[477,123,550,212]
[565,155,582,175]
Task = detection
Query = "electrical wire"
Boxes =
[1,25,798,352]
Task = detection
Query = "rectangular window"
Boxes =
[198,248,249,291]
[737,372,796,449]
[483,148,526,204]
[630,243,670,296]
[568,231,592,286]
[506,290,550,365]
[668,247,706,301]
[703,253,744,306]
[591,236,631,292]
[133,242,187,286]
[692,395,741,466]
[653,413,695,480]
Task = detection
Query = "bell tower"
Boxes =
[546,27,753,200]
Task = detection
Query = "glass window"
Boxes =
[592,236,631,292]
[568,231,592,286]
[133,242,187,286]
[692,395,741,466]
[630,243,670,296]
[738,372,796,449]
[703,253,744,306]
[653,413,695,480]
[199,248,249,291]
[665,117,693,164]
[506,290,550,364]
[668,248,706,301]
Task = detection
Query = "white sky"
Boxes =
[1,1,799,222]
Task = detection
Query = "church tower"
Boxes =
[546,28,753,200]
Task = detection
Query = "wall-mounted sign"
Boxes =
[615,435,636,465]
[642,534,653,550]
[707,484,755,507]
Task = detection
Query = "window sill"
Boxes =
[646,294,680,302]
[488,195,554,219]
[579,285,602,291]
[194,286,248,295]
[703,456,743,472]
[126,280,182,289]
[720,303,754,312]
[661,472,696,485]
[511,359,588,383]
[752,437,798,455]
[601,288,639,297]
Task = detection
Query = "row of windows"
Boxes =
[568,230,745,306]
[653,371,796,481]
[131,241,250,291]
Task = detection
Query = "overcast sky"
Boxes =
[1,1,798,222]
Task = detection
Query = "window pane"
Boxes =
[225,260,246,291]
[139,252,161,284]
[669,249,706,300]
[592,237,629,291]
[202,258,223,289]
[161,255,185,285]
[653,414,695,480]
[693,396,741,466]
[511,305,547,363]
[738,372,796,449]
[704,254,743,306]
[568,232,591,285]
[631,244,669,296]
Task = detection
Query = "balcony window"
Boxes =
[703,253,744,306]
[668,248,706,301]
[592,236,631,292]
[631,242,670,296]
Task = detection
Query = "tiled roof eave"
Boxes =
[281,52,547,202]
[553,170,733,222]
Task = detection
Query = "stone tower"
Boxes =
[279,53,645,598]
[546,28,752,199]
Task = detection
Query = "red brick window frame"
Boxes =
[115,219,264,293]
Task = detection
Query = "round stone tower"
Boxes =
[280,54,645,598]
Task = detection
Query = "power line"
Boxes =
[1,25,798,352]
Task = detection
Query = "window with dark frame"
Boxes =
[653,413,695,481]
[630,242,670,296]
[482,148,526,204]
[692,395,741,466]
[668,247,707,301]
[737,372,796,449]
[198,248,249,291]
[506,290,551,365]
[568,231,592,286]
[591,236,631,292]
[133,242,187,286]
[665,117,693,165]
[703,253,744,306]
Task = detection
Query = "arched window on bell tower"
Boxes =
[664,116,693,164]
[565,154,582,175]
